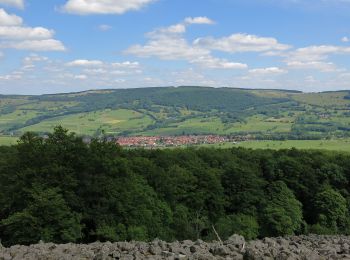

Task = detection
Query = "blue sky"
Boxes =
[1,0,350,94]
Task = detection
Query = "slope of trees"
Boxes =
[1,127,350,246]
[35,86,287,114]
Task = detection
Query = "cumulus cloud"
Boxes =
[150,17,215,36]
[74,74,87,80]
[184,16,215,25]
[126,19,246,70]
[286,61,337,72]
[286,45,345,62]
[61,0,156,15]
[23,53,48,63]
[283,45,350,71]
[0,8,22,26]
[0,72,22,80]
[66,59,141,71]
[0,9,65,51]
[0,39,66,51]
[98,24,112,31]
[0,0,24,9]
[341,36,349,42]
[111,61,140,69]
[170,68,217,87]
[249,67,287,75]
[21,53,48,70]
[65,59,142,78]
[146,16,215,37]
[66,59,104,67]
[127,37,209,60]
[158,24,186,34]
[192,56,247,69]
[194,33,291,53]
[0,55,142,92]
[0,26,54,39]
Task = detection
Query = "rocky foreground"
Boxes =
[1,235,350,259]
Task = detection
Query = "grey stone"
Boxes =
[211,245,230,256]
[195,239,204,246]
[149,245,162,255]
[225,234,245,247]
[175,253,188,259]
[3,235,350,259]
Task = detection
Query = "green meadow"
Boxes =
[21,109,154,136]
[0,136,19,145]
[202,139,350,152]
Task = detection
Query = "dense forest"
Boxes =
[1,127,350,246]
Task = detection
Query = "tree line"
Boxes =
[1,126,350,246]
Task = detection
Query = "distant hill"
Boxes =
[0,86,349,139]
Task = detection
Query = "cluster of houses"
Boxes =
[115,135,237,147]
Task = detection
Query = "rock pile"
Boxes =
[1,234,350,259]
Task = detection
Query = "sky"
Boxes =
[1,0,350,94]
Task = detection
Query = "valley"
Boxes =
[0,87,349,151]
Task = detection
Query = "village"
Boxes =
[115,135,243,147]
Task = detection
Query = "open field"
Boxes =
[238,139,350,152]
[20,109,154,136]
[0,136,18,145]
[290,91,350,108]
[141,114,295,136]
[228,115,293,133]
[201,139,350,152]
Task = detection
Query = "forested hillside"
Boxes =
[1,127,350,246]
[0,86,349,139]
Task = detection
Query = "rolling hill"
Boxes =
[0,86,349,140]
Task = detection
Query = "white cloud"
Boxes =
[66,59,104,67]
[286,45,343,62]
[111,61,140,69]
[98,24,112,31]
[305,75,317,83]
[83,68,107,74]
[126,19,246,70]
[0,55,143,91]
[62,0,156,15]
[192,56,247,69]
[23,53,48,64]
[342,36,349,42]
[0,26,54,39]
[194,33,291,53]
[184,16,215,25]
[153,17,214,35]
[126,35,210,61]
[67,59,141,71]
[249,67,287,75]
[158,24,186,34]
[110,70,127,75]
[0,9,65,52]
[0,74,21,80]
[0,8,22,26]
[74,74,87,80]
[286,61,337,72]
[282,45,350,71]
[0,0,24,9]
[170,68,217,86]
[21,54,49,70]
[2,39,66,51]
